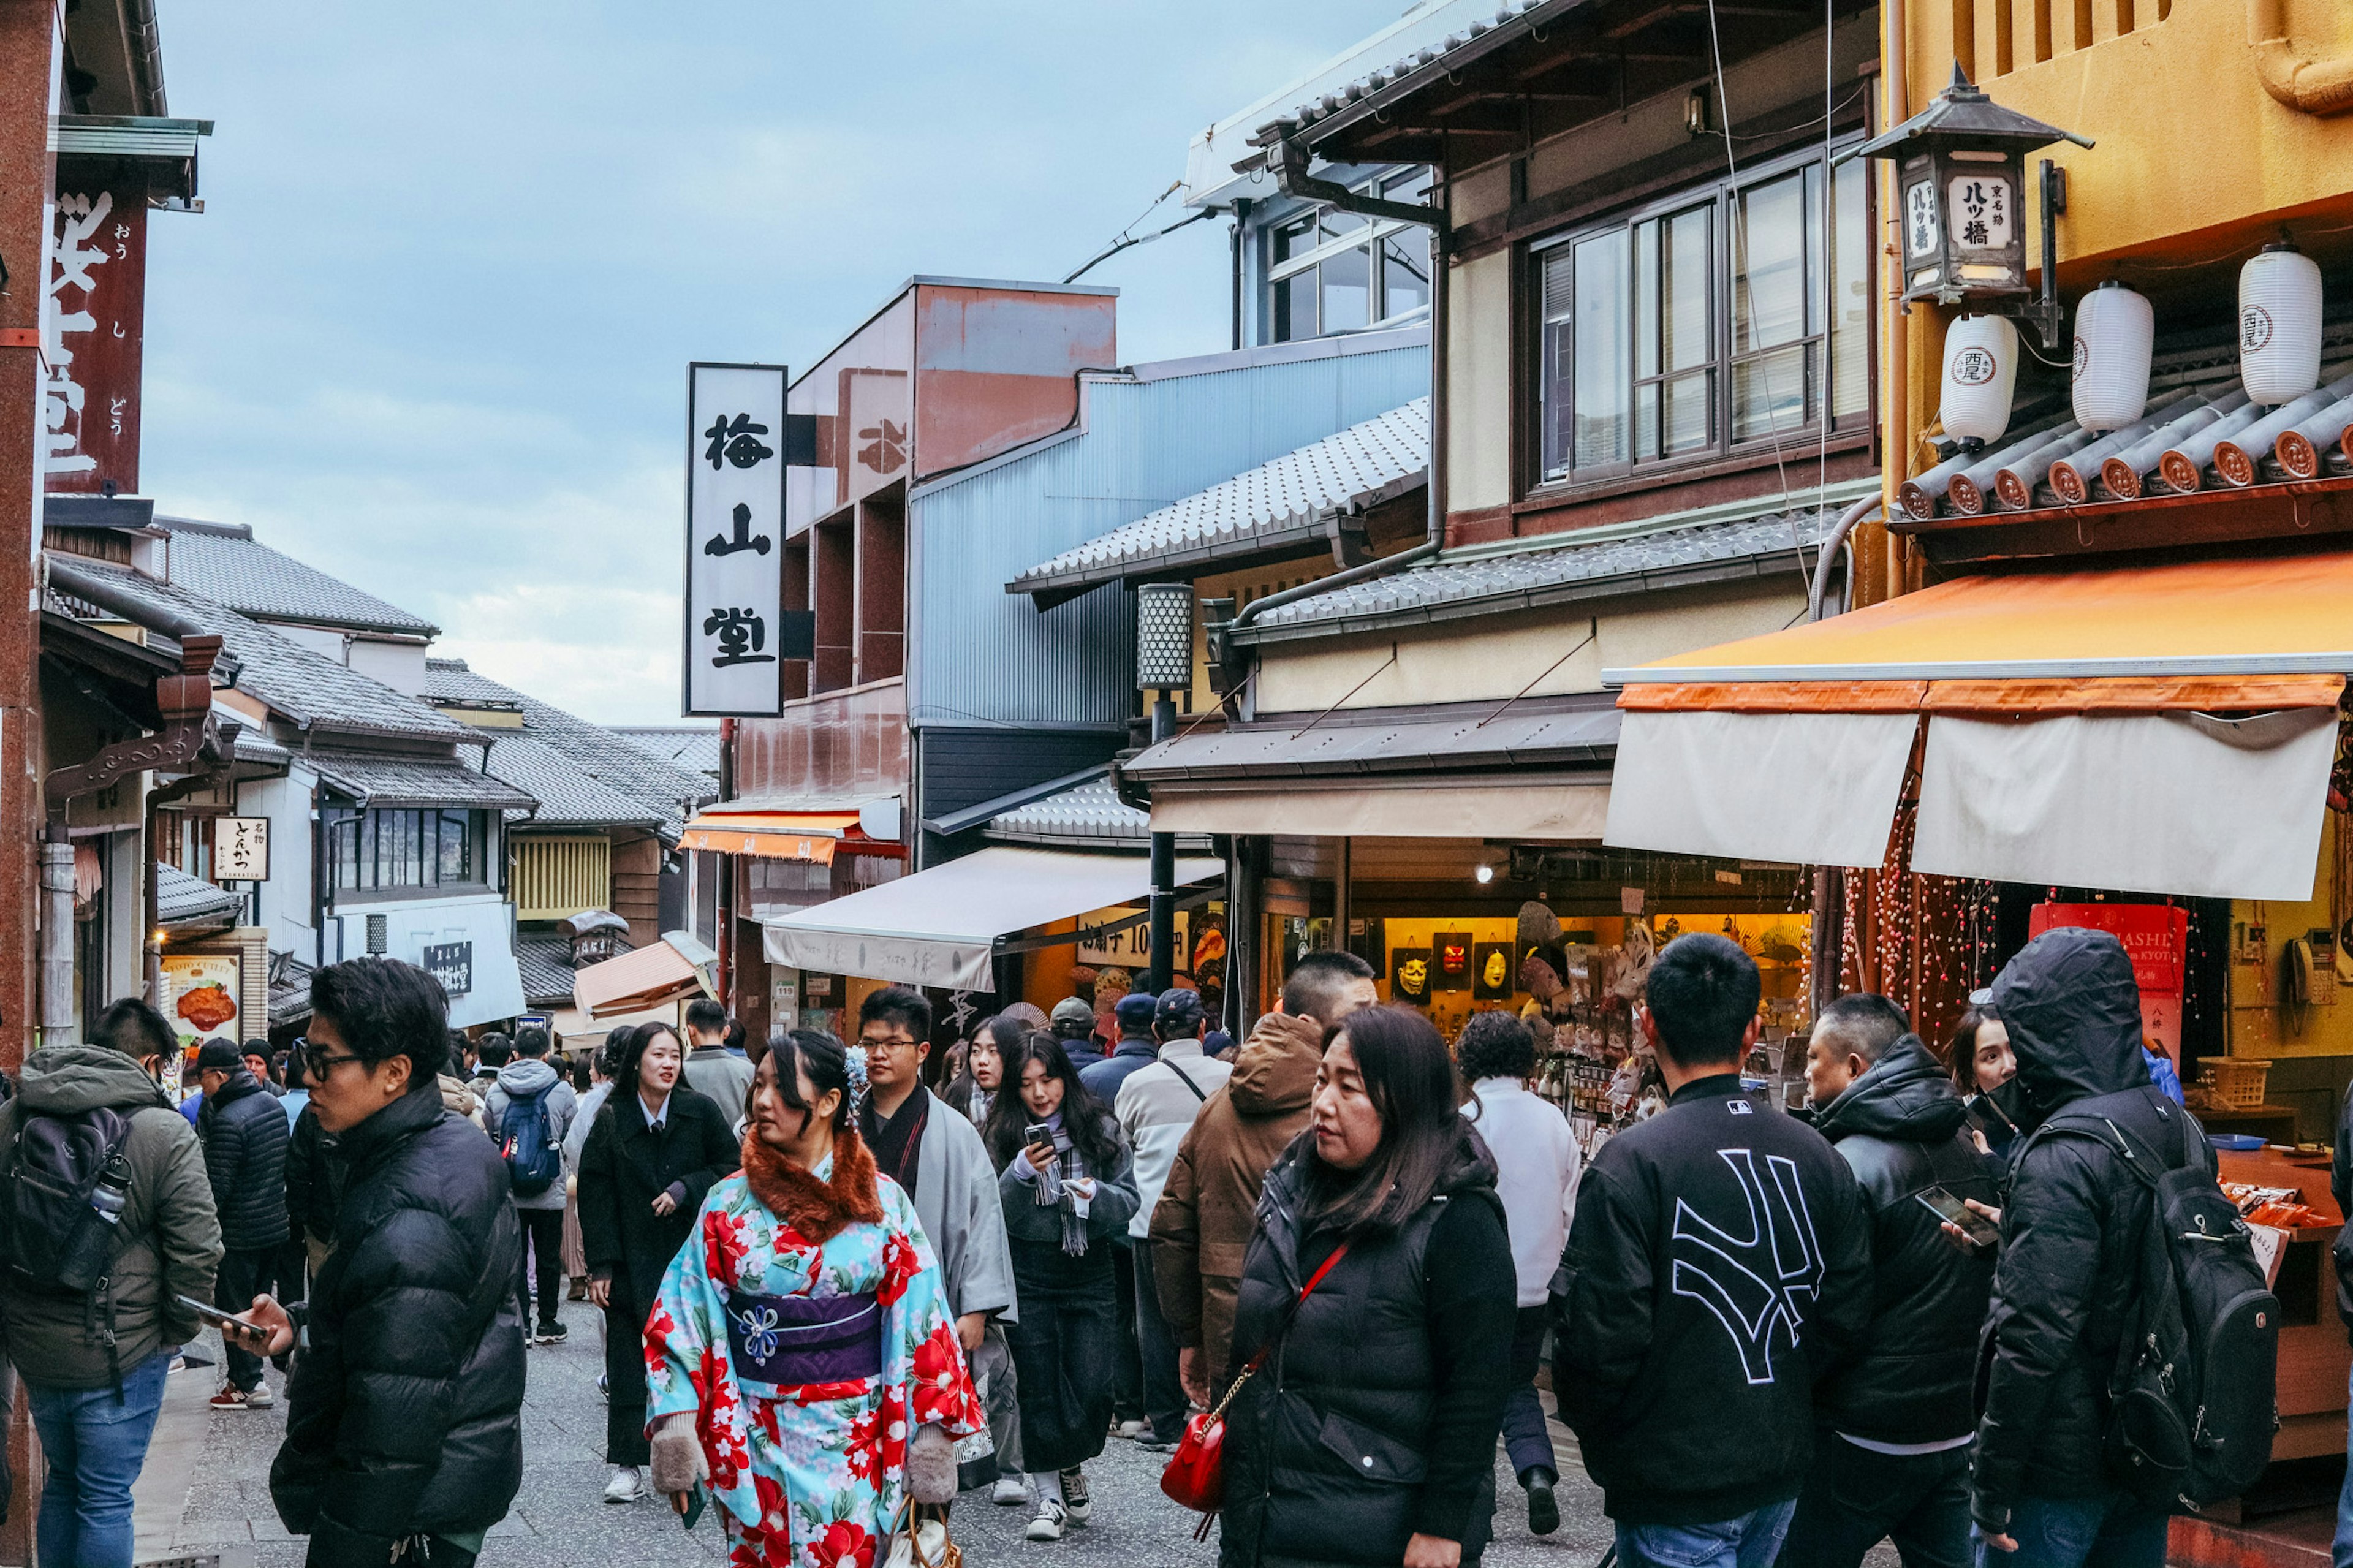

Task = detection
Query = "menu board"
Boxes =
[162,953,243,1050]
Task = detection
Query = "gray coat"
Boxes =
[900,1088,1018,1324]
[682,1047,754,1131]
[0,1045,224,1387]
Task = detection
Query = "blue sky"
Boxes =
[142,1,1382,722]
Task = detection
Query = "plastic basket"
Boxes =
[2197,1058,2272,1110]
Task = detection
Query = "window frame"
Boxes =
[1264,168,1434,344]
[1529,135,1874,495]
[325,806,491,898]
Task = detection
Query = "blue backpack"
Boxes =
[499,1085,562,1199]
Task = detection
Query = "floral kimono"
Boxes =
[647,1129,987,1568]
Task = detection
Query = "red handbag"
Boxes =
[1161,1243,1351,1534]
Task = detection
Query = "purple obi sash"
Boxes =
[724,1289,882,1398]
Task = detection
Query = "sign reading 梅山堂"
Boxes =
[685,363,789,717]
[422,941,474,999]
[212,816,270,882]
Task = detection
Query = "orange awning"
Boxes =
[678,811,877,865]
[1607,551,2353,712]
[572,940,710,1020]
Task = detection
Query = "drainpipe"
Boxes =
[1808,496,1883,623]
[1881,1,1909,605]
[1230,197,1251,351]
[39,830,75,1043]
[2251,0,2353,113]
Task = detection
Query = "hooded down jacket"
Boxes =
[270,1086,525,1566]
[1972,925,2215,1518]
[1810,1034,1998,1444]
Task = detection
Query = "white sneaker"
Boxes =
[602,1466,646,1504]
[1025,1497,1067,1542]
[1060,1468,1091,1524]
[991,1475,1031,1506]
[1113,1418,1150,1441]
[244,1384,274,1410]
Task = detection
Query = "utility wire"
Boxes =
[1064,181,1213,283]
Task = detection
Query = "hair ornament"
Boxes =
[843,1042,871,1111]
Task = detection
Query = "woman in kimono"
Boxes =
[645,1029,987,1568]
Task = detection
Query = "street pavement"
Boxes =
[142,1300,1896,1567]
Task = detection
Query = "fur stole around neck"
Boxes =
[739,1124,884,1244]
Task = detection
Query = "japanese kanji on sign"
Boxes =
[211,814,270,881]
[684,362,790,716]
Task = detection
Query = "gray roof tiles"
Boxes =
[1011,399,1428,594]
[613,725,722,781]
[158,518,439,637]
[307,749,538,811]
[984,778,1151,847]
[156,862,243,927]
[487,734,668,831]
[1236,493,1857,642]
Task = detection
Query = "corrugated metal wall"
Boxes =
[910,336,1429,731]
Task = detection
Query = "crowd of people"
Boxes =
[0,918,2296,1568]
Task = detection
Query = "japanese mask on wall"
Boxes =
[1473,943,1514,1002]
[1433,931,1472,993]
[1392,949,1432,1004]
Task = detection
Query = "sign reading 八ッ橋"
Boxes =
[685,363,792,717]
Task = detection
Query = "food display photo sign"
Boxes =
[162,954,242,1049]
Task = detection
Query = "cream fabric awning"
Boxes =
[1604,710,1918,868]
[1911,708,2338,901]
[1149,776,1610,840]
[763,846,1224,992]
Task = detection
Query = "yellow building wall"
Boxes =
[2229,808,2353,1058]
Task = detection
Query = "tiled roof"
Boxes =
[62,559,469,742]
[985,778,1150,847]
[268,952,314,1028]
[422,659,713,835]
[308,749,538,811]
[1236,486,1866,643]
[1248,0,1552,147]
[156,863,242,928]
[516,930,581,1007]
[157,517,438,637]
[614,726,722,780]
[488,734,665,831]
[1010,400,1427,595]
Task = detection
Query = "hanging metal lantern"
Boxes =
[2240,243,2324,406]
[1135,582,1195,691]
[1845,64,2091,314]
[1942,314,2020,445]
[2072,281,2154,431]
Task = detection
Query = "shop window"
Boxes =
[1265,167,1434,344]
[325,807,486,895]
[1537,143,1871,487]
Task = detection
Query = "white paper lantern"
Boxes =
[2240,244,2322,405]
[1941,314,2019,445]
[2072,282,2154,431]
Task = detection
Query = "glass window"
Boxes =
[439,810,472,883]
[1535,144,1870,485]
[1264,167,1433,344]
[1271,214,1316,267]
[1320,242,1371,333]
[1273,270,1315,343]
[328,807,486,893]
[1380,230,1430,320]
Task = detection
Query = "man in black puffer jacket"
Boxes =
[195,1039,292,1411]
[1971,926,2199,1566]
[235,959,523,1568]
[1782,993,1995,1568]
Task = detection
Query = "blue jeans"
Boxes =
[1615,1498,1798,1567]
[2335,1361,2353,1568]
[1972,1490,2168,1568]
[1503,1305,1558,1479]
[26,1352,172,1568]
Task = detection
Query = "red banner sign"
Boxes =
[2028,902,2191,1065]
[44,185,147,494]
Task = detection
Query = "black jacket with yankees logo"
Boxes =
[1555,1072,1871,1527]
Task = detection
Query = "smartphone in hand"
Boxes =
[174,1293,256,1332]
[1915,1186,2000,1251]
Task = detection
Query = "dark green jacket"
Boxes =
[0,1045,223,1387]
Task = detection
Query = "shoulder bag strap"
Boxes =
[1209,1241,1351,1416]
[1166,1059,1208,1105]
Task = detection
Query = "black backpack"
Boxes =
[2,1105,135,1297]
[2036,1097,2278,1512]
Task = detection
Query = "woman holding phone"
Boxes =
[983,1034,1139,1543]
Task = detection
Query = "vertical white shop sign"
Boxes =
[685,363,789,716]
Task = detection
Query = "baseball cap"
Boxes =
[1050,997,1097,1031]
[1155,987,1205,1033]
[195,1039,243,1073]
[1113,992,1159,1032]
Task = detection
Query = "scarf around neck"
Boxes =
[739,1124,884,1244]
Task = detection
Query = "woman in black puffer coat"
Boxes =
[1219,1006,1515,1568]
[251,959,525,1568]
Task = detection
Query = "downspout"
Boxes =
[1881,0,1909,605]
[1230,197,1251,351]
[1808,496,1882,623]
[2250,0,2353,113]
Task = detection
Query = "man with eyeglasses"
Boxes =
[857,986,1020,1498]
[227,958,525,1568]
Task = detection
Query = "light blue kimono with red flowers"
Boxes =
[646,1164,987,1568]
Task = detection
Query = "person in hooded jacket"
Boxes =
[1969,926,2210,1567]
[1152,950,1378,1409]
[1219,1004,1514,1568]
[1781,993,1995,1568]
[233,958,526,1568]
[0,999,222,1568]
[194,1037,292,1411]
[1556,934,1871,1568]
[482,1026,577,1346]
